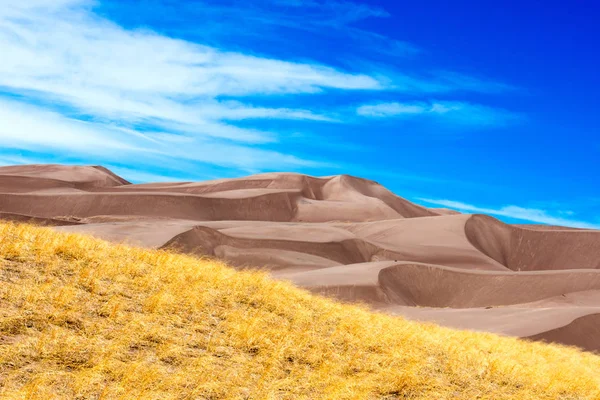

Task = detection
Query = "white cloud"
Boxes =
[0,1,381,98]
[356,101,521,127]
[0,98,139,154]
[418,198,600,229]
[356,102,426,117]
[0,0,378,144]
[0,154,49,167]
[0,0,520,177]
[0,0,388,172]
[144,0,413,58]
[0,98,327,171]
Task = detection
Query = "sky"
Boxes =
[0,0,598,228]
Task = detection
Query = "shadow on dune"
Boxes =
[465,214,600,271]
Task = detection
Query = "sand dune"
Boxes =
[528,313,600,352]
[466,214,600,270]
[1,164,599,352]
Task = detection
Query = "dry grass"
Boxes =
[0,222,599,399]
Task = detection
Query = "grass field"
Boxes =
[1,222,599,399]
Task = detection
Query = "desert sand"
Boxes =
[1,164,599,352]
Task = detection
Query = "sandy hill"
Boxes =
[1,222,600,399]
[0,164,599,354]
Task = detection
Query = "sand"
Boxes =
[1,164,599,352]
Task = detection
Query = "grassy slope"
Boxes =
[0,223,599,399]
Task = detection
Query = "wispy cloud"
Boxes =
[356,101,522,127]
[357,102,426,117]
[0,0,380,120]
[0,97,329,171]
[433,71,519,94]
[268,0,390,23]
[0,0,385,171]
[418,198,600,229]
[99,0,419,59]
[0,98,139,154]
[0,0,521,178]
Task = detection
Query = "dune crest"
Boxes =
[1,164,599,352]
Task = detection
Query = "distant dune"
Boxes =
[1,164,599,352]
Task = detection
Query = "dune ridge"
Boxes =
[1,164,599,352]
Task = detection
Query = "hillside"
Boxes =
[1,222,600,399]
[1,164,599,352]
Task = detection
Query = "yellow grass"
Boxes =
[1,222,599,399]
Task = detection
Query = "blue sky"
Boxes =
[0,0,598,228]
